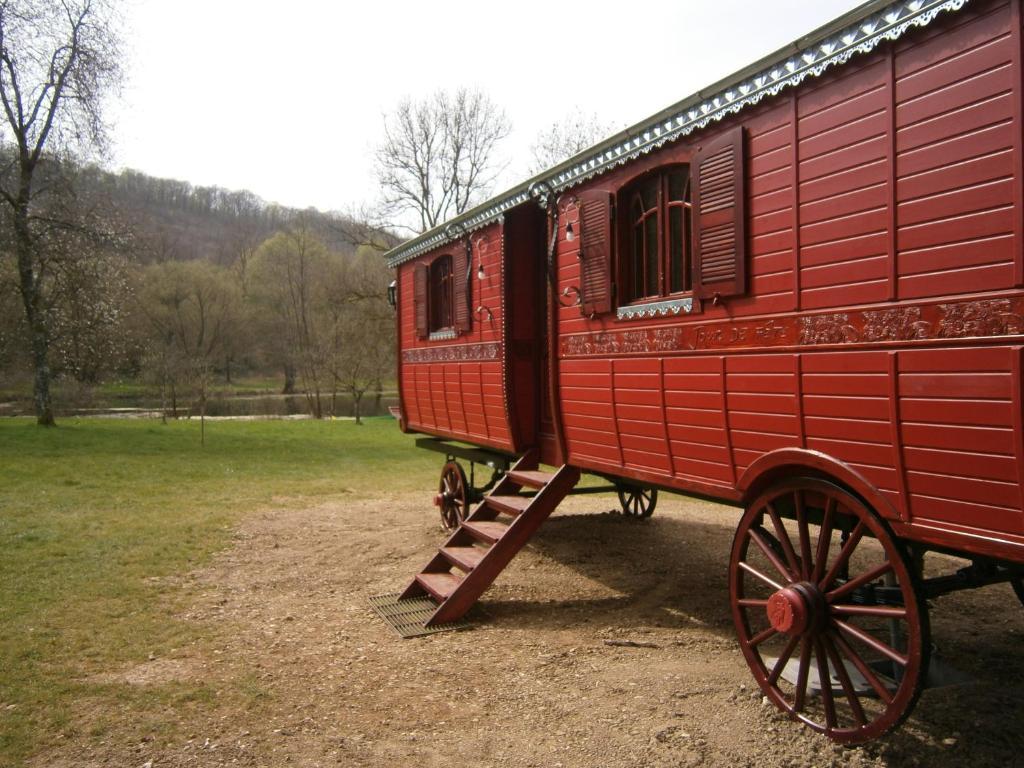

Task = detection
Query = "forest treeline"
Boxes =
[0,162,397,420]
[0,1,609,426]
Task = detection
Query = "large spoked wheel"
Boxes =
[436,461,469,530]
[617,483,658,518]
[729,477,929,744]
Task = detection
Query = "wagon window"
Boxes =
[429,254,454,333]
[621,166,691,303]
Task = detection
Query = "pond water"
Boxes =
[0,392,400,419]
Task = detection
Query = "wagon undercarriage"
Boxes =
[375,447,1024,745]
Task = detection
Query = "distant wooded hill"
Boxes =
[80,166,388,265]
[0,162,399,419]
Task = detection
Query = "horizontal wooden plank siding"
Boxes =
[551,0,1024,550]
[397,222,515,451]
[895,0,1019,299]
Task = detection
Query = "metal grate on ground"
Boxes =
[369,593,473,638]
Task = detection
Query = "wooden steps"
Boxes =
[398,451,580,627]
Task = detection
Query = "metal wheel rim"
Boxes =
[438,461,468,530]
[729,477,929,743]
[617,484,658,518]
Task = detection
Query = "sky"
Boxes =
[111,0,866,215]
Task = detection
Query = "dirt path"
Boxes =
[40,492,1024,767]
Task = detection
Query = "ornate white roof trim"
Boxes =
[386,0,971,268]
[617,296,694,320]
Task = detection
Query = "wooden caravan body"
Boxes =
[395,206,548,455]
[391,0,1024,566]
[385,0,1024,742]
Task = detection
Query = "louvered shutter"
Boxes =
[453,244,471,334]
[578,189,614,316]
[413,263,428,339]
[692,126,747,301]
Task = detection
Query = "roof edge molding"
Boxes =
[386,0,971,268]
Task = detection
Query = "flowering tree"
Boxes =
[0,0,123,425]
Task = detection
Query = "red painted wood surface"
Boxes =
[395,0,1024,564]
[398,221,514,452]
[549,0,1024,563]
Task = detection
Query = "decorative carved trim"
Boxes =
[617,296,694,320]
[428,328,457,341]
[561,296,1024,357]
[386,0,972,268]
[403,341,502,364]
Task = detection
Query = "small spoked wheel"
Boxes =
[729,477,929,743]
[617,483,658,518]
[436,461,469,530]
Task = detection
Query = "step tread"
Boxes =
[441,545,488,571]
[507,470,555,489]
[462,520,510,543]
[416,571,463,601]
[486,494,532,515]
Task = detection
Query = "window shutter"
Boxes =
[578,189,614,316]
[453,243,472,334]
[414,263,428,339]
[692,126,746,301]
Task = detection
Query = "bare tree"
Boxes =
[249,226,333,418]
[135,260,241,437]
[375,88,511,235]
[528,111,615,176]
[324,247,394,423]
[0,0,122,425]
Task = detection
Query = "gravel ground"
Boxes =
[36,490,1024,767]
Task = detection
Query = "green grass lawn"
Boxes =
[0,417,436,765]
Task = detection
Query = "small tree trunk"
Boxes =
[282,363,297,395]
[15,199,56,427]
[30,328,55,426]
[225,354,233,384]
[160,374,168,425]
[200,378,206,446]
[353,391,363,425]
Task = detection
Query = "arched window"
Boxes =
[622,166,691,303]
[429,254,454,332]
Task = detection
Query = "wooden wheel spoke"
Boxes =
[830,604,906,619]
[748,526,796,584]
[747,626,778,648]
[823,634,867,727]
[768,633,801,685]
[814,638,837,730]
[820,521,866,591]
[830,631,894,705]
[730,478,925,742]
[766,503,802,577]
[834,619,908,667]
[737,598,768,608]
[826,561,894,604]
[812,498,835,584]
[738,560,784,591]
[794,490,813,580]
[793,637,812,713]
[439,462,468,529]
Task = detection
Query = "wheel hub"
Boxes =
[766,582,825,635]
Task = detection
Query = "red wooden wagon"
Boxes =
[379,0,1024,743]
